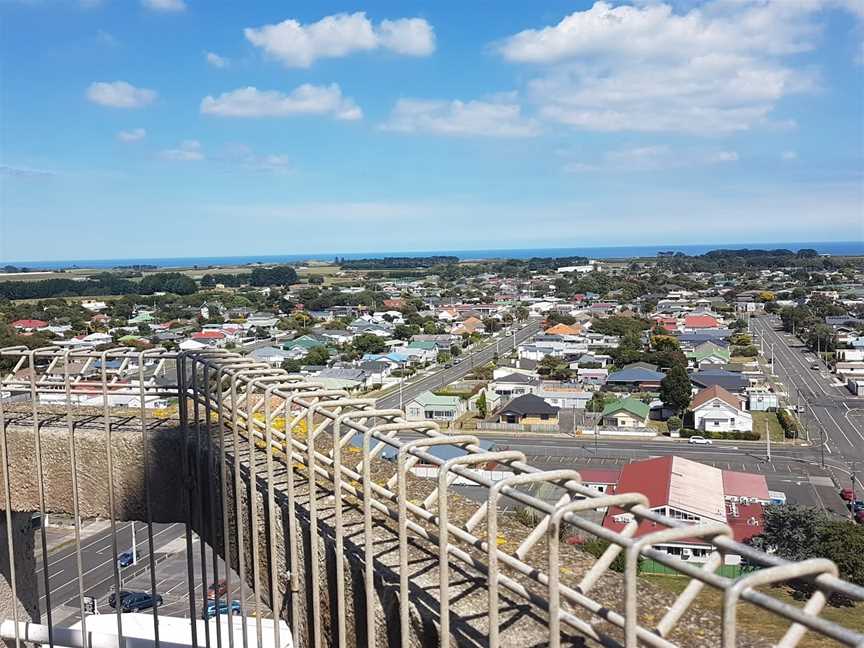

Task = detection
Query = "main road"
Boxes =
[376,318,542,410]
[750,314,863,492]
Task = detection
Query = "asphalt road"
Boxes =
[750,315,864,493]
[37,521,186,625]
[376,319,542,410]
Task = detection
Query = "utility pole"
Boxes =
[131,520,138,565]
[852,461,858,516]
[820,425,825,468]
[766,420,771,462]
[770,344,775,375]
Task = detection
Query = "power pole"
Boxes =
[131,520,138,565]
[766,420,771,462]
[820,425,825,468]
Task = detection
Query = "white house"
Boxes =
[691,385,753,433]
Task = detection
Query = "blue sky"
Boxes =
[1,0,862,262]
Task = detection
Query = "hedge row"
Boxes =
[677,428,761,441]
[777,408,800,439]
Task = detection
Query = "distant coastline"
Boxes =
[5,240,862,271]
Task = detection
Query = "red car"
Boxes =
[840,488,855,502]
[207,579,227,600]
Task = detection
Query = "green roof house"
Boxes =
[601,398,650,429]
[283,335,326,352]
[406,391,466,422]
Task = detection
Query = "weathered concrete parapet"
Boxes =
[0,420,185,522]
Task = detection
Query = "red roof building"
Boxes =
[12,319,48,330]
[192,331,226,340]
[683,314,720,330]
[602,456,766,565]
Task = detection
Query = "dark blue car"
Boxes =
[109,590,163,613]
[118,551,134,568]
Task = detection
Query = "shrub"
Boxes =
[777,408,800,439]
[667,415,682,431]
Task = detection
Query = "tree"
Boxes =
[537,355,572,381]
[352,333,386,355]
[667,415,682,431]
[281,359,302,373]
[660,365,691,415]
[250,265,298,287]
[308,275,324,285]
[303,346,330,366]
[477,390,489,418]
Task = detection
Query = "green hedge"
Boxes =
[678,428,760,441]
[777,408,800,439]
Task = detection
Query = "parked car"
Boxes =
[110,590,163,612]
[203,599,242,620]
[108,590,131,609]
[856,510,864,525]
[840,488,855,501]
[207,579,227,600]
[688,436,713,445]
[118,551,134,568]
[811,363,820,370]
[851,500,864,513]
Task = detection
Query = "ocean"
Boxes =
[5,240,862,271]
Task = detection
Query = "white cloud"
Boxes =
[708,150,739,163]
[160,139,204,161]
[205,51,228,68]
[221,145,292,174]
[0,165,56,179]
[377,18,435,55]
[244,12,434,68]
[200,85,362,120]
[564,145,739,172]
[381,98,540,137]
[141,0,186,12]
[86,81,156,109]
[117,128,146,142]
[782,150,799,160]
[497,1,856,134]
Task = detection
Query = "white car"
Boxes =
[688,436,713,445]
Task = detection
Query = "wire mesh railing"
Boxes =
[0,345,862,647]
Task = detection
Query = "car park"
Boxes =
[687,436,712,445]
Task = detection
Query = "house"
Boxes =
[535,384,591,409]
[406,391,466,422]
[315,368,368,391]
[283,335,326,353]
[452,316,485,335]
[128,312,155,325]
[691,385,753,433]
[605,366,665,391]
[489,373,539,399]
[577,367,608,386]
[496,393,559,425]
[687,344,731,369]
[11,319,48,332]
[683,314,720,331]
[601,398,650,428]
[603,456,766,565]
[544,323,582,336]
[248,345,292,366]
[81,300,108,312]
[747,388,779,412]
[191,330,227,348]
[690,370,749,393]
[359,360,391,385]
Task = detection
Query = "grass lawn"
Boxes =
[644,574,864,647]
[730,356,758,365]
[751,411,786,443]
